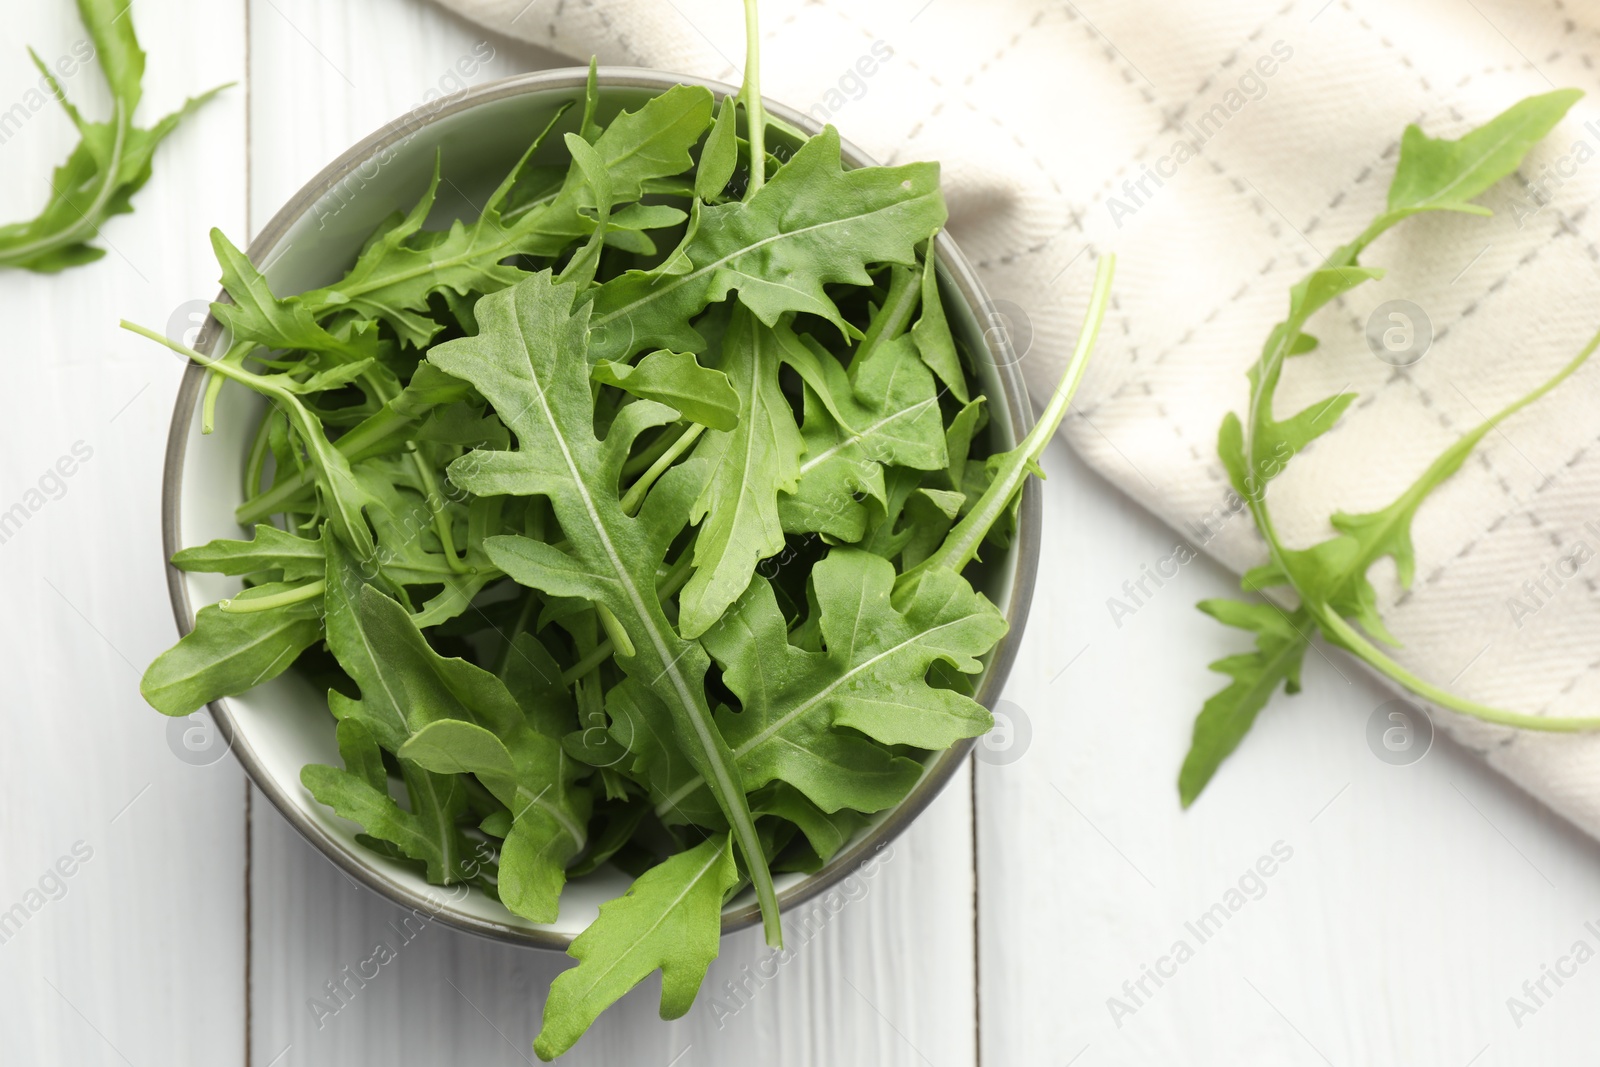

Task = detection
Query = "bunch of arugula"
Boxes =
[1,0,225,272]
[128,7,1114,1054]
[1180,88,1600,807]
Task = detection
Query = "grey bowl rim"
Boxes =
[160,65,1042,949]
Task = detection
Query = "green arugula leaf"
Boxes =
[677,306,806,638]
[171,523,325,582]
[0,0,226,272]
[752,782,865,872]
[140,581,324,717]
[429,270,783,945]
[779,325,947,539]
[534,834,737,1060]
[695,97,739,201]
[1182,89,1600,807]
[1177,601,1310,808]
[207,229,373,361]
[592,350,739,431]
[301,756,474,887]
[676,548,1004,816]
[296,86,713,347]
[319,537,589,917]
[587,126,946,361]
[911,249,970,402]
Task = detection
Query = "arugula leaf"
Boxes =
[171,523,326,582]
[429,270,783,946]
[126,322,381,561]
[1182,89,1600,806]
[587,127,946,361]
[207,229,373,362]
[140,581,324,716]
[591,350,739,431]
[678,548,1006,816]
[677,306,806,638]
[901,254,1116,592]
[534,834,737,1060]
[695,98,739,201]
[753,782,865,872]
[0,0,226,272]
[780,324,948,538]
[319,537,589,917]
[302,751,474,887]
[1177,601,1310,807]
[911,250,970,402]
[296,86,713,347]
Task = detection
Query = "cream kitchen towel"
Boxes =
[432,0,1600,832]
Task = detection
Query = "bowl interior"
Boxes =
[170,70,1038,946]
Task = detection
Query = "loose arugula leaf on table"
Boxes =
[1180,88,1600,807]
[0,0,226,272]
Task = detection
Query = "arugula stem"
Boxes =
[495,590,540,680]
[407,445,472,574]
[621,423,705,516]
[123,319,376,558]
[622,422,689,479]
[202,340,256,435]
[243,408,275,500]
[559,552,697,687]
[219,579,325,613]
[904,254,1115,583]
[1284,329,1600,730]
[358,367,470,575]
[595,604,637,659]
[738,0,766,201]
[236,407,414,524]
[1316,611,1600,729]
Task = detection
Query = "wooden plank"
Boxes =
[244,3,978,1062]
[979,437,1600,1064]
[0,0,248,1063]
[250,765,973,1065]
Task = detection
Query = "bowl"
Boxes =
[161,67,1041,947]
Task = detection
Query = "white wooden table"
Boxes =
[4,1,1599,1064]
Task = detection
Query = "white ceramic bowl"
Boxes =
[162,68,1041,947]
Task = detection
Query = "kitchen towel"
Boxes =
[432,0,1600,834]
